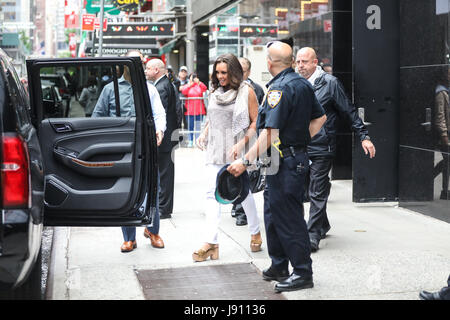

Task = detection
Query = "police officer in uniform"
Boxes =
[228,41,326,292]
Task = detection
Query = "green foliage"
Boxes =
[19,30,32,53]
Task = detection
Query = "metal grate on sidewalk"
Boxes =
[135,263,286,300]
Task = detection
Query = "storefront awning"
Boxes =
[159,36,183,55]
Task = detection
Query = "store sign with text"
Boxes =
[87,46,159,56]
[82,14,96,31]
[111,0,145,12]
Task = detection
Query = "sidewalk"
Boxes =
[47,147,450,300]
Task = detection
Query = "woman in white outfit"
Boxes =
[193,53,262,262]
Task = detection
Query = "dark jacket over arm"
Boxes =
[155,75,178,153]
[307,73,369,158]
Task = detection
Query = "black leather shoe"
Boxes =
[275,273,314,292]
[310,238,319,252]
[320,226,331,239]
[419,290,442,300]
[231,207,237,218]
[262,267,289,282]
[235,213,248,226]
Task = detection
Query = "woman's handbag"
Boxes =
[248,163,266,193]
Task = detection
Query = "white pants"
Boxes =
[203,164,260,244]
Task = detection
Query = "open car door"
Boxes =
[26,57,158,226]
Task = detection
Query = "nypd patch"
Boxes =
[267,90,282,109]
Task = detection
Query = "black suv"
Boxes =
[0,49,158,299]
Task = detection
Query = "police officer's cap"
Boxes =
[215,164,250,205]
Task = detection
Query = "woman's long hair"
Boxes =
[210,53,243,92]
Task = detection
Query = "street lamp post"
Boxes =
[186,0,194,73]
[98,0,105,57]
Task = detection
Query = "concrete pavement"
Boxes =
[46,147,450,300]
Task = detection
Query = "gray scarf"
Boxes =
[210,83,250,137]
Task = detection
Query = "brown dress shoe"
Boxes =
[121,240,137,253]
[144,228,165,248]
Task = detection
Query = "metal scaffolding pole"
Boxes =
[186,0,194,72]
[98,0,105,57]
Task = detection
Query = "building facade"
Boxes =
[189,0,449,223]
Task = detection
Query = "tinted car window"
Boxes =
[0,57,32,132]
[38,64,137,119]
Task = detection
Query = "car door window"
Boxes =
[38,64,136,119]
[0,58,31,132]
[26,59,156,225]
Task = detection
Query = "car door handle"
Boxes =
[420,107,432,132]
[77,142,133,161]
[51,122,73,133]
[54,149,132,177]
[358,107,373,126]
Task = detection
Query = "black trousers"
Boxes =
[264,152,312,277]
[307,157,332,241]
[158,151,174,216]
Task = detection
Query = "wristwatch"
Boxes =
[241,157,251,167]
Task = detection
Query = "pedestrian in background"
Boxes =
[181,72,207,147]
[193,53,262,262]
[176,66,189,130]
[296,47,376,252]
[433,68,449,200]
[175,66,189,92]
[227,41,326,292]
[239,57,265,105]
[146,59,179,220]
[79,75,98,117]
[120,50,166,252]
[166,65,176,83]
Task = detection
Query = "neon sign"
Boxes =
[211,24,278,38]
[104,23,175,37]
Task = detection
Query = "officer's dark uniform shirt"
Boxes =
[257,68,324,148]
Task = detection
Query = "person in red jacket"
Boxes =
[181,73,207,146]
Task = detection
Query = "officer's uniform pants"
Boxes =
[203,164,260,244]
[264,152,313,277]
[307,157,332,241]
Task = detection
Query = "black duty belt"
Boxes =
[280,146,306,158]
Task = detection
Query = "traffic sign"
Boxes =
[82,14,96,31]
[85,0,120,15]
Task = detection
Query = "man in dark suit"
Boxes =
[145,59,178,219]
